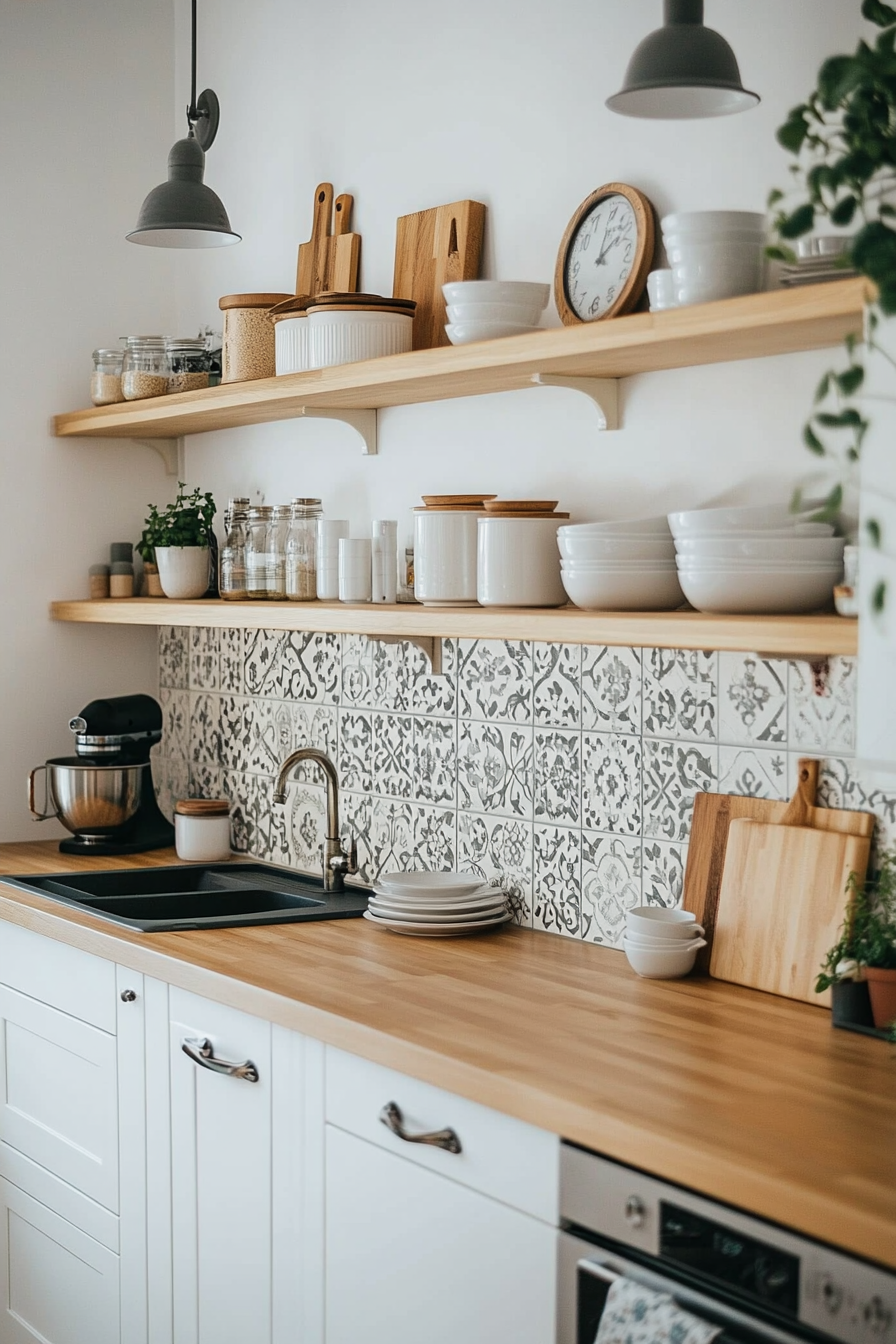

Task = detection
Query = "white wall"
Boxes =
[174,0,871,539]
[0,0,177,840]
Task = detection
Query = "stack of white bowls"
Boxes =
[442,281,549,344]
[558,516,684,611]
[365,871,511,938]
[662,211,766,307]
[623,907,706,979]
[670,501,844,614]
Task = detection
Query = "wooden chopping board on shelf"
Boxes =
[392,199,486,349]
[296,184,362,299]
[683,758,875,975]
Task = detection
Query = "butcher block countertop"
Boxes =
[0,841,893,1269]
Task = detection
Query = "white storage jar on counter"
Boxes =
[175,799,232,862]
[477,514,569,607]
[305,294,416,370]
[414,509,483,605]
[270,294,311,375]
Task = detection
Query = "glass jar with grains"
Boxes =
[219,501,249,600]
[245,506,274,599]
[121,336,170,401]
[286,498,323,601]
[165,338,210,394]
[91,349,124,406]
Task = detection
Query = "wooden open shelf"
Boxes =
[53,279,867,441]
[50,599,858,657]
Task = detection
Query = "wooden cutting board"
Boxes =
[327,193,361,294]
[392,199,486,349]
[710,816,870,1006]
[296,185,362,300]
[683,759,875,972]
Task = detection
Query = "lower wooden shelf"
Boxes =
[49,599,858,656]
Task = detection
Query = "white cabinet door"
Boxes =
[325,1124,557,1344]
[168,988,273,1344]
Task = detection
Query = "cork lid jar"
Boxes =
[219,293,292,384]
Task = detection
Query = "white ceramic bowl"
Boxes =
[661,210,765,236]
[446,300,545,326]
[675,537,845,561]
[671,523,835,541]
[677,557,845,573]
[446,321,538,344]
[558,516,673,537]
[623,938,706,979]
[624,926,705,949]
[676,565,840,614]
[442,281,550,309]
[307,309,413,369]
[562,558,679,572]
[478,516,566,607]
[626,906,700,937]
[414,510,482,605]
[559,535,676,561]
[668,501,827,537]
[561,566,684,611]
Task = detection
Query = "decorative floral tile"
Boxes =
[188,692,221,768]
[189,627,219,691]
[458,640,533,723]
[154,757,188,823]
[276,632,340,703]
[533,644,581,728]
[814,756,896,855]
[284,782,327,874]
[287,704,338,778]
[161,687,189,761]
[159,626,189,690]
[370,798,414,878]
[369,640,414,713]
[219,695,252,773]
[643,648,717,742]
[373,712,415,800]
[582,732,641,835]
[642,738,717,841]
[412,639,457,717]
[457,812,533,927]
[457,720,534,820]
[789,656,857,754]
[719,745,788,800]
[413,805,456,872]
[188,761,223,800]
[581,646,641,734]
[340,634,374,708]
[264,789,293,868]
[340,790,374,886]
[414,717,457,806]
[581,833,642,946]
[222,770,261,855]
[641,838,688,908]
[534,730,581,825]
[219,629,244,695]
[244,630,284,698]
[718,654,788,747]
[338,709,374,793]
[533,825,581,938]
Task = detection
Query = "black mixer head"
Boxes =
[69,694,164,761]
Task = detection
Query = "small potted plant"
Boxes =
[142,483,217,600]
[817,845,896,1030]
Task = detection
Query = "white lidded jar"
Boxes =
[477,515,568,607]
[174,798,231,863]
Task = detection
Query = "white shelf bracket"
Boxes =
[297,408,378,456]
[378,633,443,675]
[134,437,183,476]
[530,373,620,431]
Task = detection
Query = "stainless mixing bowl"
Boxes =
[28,758,144,838]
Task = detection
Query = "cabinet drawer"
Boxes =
[0,920,115,1031]
[325,1047,558,1223]
[0,983,119,1212]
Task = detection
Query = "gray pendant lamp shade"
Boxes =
[606,0,759,120]
[127,135,240,248]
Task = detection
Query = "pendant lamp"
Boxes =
[127,0,240,247]
[606,0,759,120]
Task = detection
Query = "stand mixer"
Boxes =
[28,694,175,855]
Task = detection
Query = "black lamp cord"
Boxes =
[186,0,199,133]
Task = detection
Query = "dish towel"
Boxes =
[595,1276,723,1344]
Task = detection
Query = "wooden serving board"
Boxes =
[683,759,875,972]
[710,817,870,1006]
[393,199,486,349]
[296,184,361,300]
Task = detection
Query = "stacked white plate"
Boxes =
[442,281,549,344]
[365,871,511,937]
[779,235,857,288]
[670,500,844,614]
[557,516,684,611]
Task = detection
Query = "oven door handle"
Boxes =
[578,1261,622,1286]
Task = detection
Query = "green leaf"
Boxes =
[817,409,864,428]
[779,203,816,239]
[815,372,832,403]
[836,365,865,395]
[872,579,888,614]
[765,244,798,263]
[767,188,784,208]
[818,55,864,108]
[867,518,883,547]
[830,195,858,226]
[803,423,827,456]
[863,0,896,26]
[777,110,810,154]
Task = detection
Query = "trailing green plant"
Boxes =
[816,845,896,992]
[768,0,896,567]
[138,482,216,560]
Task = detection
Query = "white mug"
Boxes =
[413,510,481,605]
[338,538,372,603]
[317,519,349,600]
[647,269,676,311]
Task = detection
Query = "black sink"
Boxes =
[5,864,369,932]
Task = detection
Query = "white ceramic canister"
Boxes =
[174,799,231,862]
[477,516,568,607]
[338,538,372,603]
[274,313,310,375]
[307,307,413,370]
[413,509,482,606]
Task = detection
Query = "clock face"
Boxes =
[564,194,639,321]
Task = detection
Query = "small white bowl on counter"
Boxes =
[623,938,707,979]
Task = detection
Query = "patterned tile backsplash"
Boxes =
[155,629,896,948]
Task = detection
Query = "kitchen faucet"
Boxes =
[273,748,358,893]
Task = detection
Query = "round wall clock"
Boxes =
[554,183,656,324]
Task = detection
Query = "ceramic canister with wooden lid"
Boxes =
[174,798,232,862]
[219,293,292,382]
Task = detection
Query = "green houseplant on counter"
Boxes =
[818,846,896,1030]
[140,483,217,600]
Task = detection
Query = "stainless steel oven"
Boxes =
[558,1143,894,1344]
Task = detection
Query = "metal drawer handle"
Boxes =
[182,1036,259,1083]
[379,1100,462,1154]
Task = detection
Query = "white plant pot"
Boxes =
[154,546,210,600]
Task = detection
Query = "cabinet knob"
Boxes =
[625,1195,647,1228]
[120,989,138,1003]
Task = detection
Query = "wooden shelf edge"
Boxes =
[49,599,859,656]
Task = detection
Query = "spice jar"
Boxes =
[165,338,210,394]
[219,293,291,383]
[245,505,274,598]
[219,501,249,600]
[174,799,231,862]
[91,349,124,406]
[121,336,170,401]
[286,498,323,601]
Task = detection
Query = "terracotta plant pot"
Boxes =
[864,966,896,1030]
